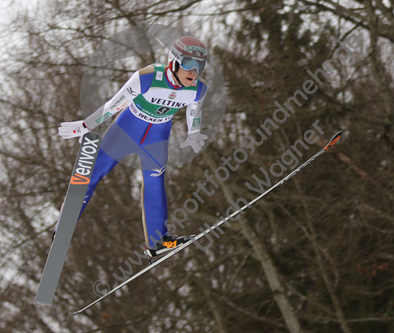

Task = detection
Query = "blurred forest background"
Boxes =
[1,0,394,332]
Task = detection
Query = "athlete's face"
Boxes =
[176,67,198,87]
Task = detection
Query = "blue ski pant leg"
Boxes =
[79,109,143,217]
[58,108,173,248]
[86,109,173,248]
[141,169,168,247]
[139,134,170,247]
[133,121,172,248]
[55,137,120,231]
[78,149,118,218]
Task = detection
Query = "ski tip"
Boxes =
[72,310,80,316]
[324,131,342,150]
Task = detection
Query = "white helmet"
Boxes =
[168,36,208,76]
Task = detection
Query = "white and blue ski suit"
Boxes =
[81,64,208,247]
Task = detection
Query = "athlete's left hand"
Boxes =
[180,132,208,153]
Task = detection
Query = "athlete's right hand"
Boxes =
[58,120,89,140]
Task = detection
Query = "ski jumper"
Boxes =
[81,64,208,247]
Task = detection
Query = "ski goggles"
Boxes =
[180,56,207,74]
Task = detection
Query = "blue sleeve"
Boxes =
[139,72,154,94]
[195,81,208,102]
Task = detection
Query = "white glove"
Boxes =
[180,132,208,153]
[58,121,89,141]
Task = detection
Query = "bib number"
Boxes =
[156,106,171,115]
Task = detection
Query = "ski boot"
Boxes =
[144,234,192,262]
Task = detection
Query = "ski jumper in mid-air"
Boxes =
[57,36,209,257]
